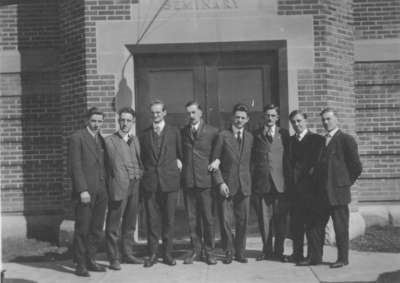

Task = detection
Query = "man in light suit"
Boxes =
[315,107,362,268]
[104,107,144,271]
[251,104,291,262]
[68,107,108,277]
[140,100,183,267]
[211,103,253,264]
[287,110,325,265]
[181,101,218,265]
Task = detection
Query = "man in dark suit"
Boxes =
[287,110,325,265]
[315,107,362,268]
[68,107,108,277]
[140,100,182,267]
[181,101,219,265]
[211,103,253,264]
[104,107,144,271]
[251,104,291,262]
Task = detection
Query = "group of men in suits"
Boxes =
[68,101,362,277]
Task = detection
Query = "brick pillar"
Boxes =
[59,0,87,218]
[278,0,365,241]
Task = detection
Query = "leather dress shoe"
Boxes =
[87,260,106,272]
[75,265,90,277]
[109,260,121,270]
[330,260,348,268]
[204,254,217,265]
[163,254,176,266]
[280,255,291,263]
[222,252,233,264]
[123,254,144,264]
[296,259,321,266]
[235,256,248,263]
[183,251,199,264]
[256,251,273,261]
[144,254,158,268]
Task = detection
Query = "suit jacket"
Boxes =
[316,130,362,205]
[140,123,182,193]
[251,126,291,195]
[68,128,107,199]
[104,133,143,201]
[287,130,325,197]
[181,120,219,189]
[212,128,253,197]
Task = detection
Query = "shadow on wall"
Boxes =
[17,0,63,242]
[113,77,133,113]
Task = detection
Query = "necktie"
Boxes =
[154,125,161,136]
[266,128,273,143]
[325,133,331,146]
[296,133,301,141]
[237,131,242,146]
[191,126,197,139]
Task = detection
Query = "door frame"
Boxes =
[127,40,289,128]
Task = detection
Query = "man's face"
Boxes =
[264,109,279,128]
[321,111,338,132]
[186,104,202,125]
[87,114,103,134]
[119,112,135,134]
[290,113,307,134]
[232,110,249,129]
[150,103,166,123]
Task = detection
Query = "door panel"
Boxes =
[134,50,278,239]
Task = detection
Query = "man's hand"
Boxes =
[219,183,230,198]
[208,159,220,172]
[177,159,182,172]
[80,191,91,204]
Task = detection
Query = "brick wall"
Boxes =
[0,2,17,51]
[0,0,62,216]
[353,0,400,201]
[354,0,400,40]
[355,62,400,201]
[83,0,135,135]
[278,0,356,134]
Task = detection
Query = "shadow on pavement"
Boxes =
[377,269,400,283]
[320,269,400,283]
[4,279,37,283]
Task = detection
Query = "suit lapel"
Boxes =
[241,130,251,159]
[226,129,240,160]
[148,128,159,161]
[158,124,169,161]
[82,129,100,161]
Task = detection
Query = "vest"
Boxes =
[267,133,286,193]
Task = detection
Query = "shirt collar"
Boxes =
[327,127,339,137]
[86,126,97,138]
[153,120,165,132]
[191,120,201,131]
[118,130,130,142]
[296,129,308,141]
[264,124,276,136]
[232,125,243,137]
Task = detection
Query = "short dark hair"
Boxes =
[185,100,202,111]
[320,107,337,117]
[289,110,307,121]
[150,99,166,111]
[263,104,279,113]
[87,107,104,118]
[118,107,136,118]
[232,103,249,114]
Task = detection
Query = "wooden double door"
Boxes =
[134,47,281,238]
[135,50,279,132]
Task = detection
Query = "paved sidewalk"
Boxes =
[3,239,400,283]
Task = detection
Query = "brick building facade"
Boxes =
[1,0,399,239]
